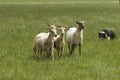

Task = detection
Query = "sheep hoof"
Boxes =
[52,57,54,60]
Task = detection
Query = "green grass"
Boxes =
[0,0,120,80]
[0,0,118,4]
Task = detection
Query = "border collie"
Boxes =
[99,29,116,40]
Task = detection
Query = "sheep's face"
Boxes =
[48,24,57,37]
[76,21,85,30]
[60,27,66,34]
[49,31,57,37]
[57,27,69,34]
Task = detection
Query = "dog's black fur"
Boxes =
[99,29,116,39]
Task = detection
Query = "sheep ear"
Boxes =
[48,24,54,27]
[47,26,51,29]
[48,24,50,26]
[47,26,52,30]
[65,27,69,31]
[47,24,51,28]
[76,21,79,24]
[76,21,85,24]
[81,21,85,24]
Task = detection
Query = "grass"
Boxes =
[0,0,120,80]
[0,0,118,4]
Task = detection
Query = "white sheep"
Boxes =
[33,34,47,56]
[66,21,85,55]
[54,27,68,58]
[33,25,57,58]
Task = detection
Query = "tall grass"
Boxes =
[0,1,120,80]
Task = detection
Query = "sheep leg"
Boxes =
[59,47,64,57]
[70,43,76,54]
[58,49,62,58]
[39,49,42,58]
[45,48,51,58]
[57,49,60,58]
[33,47,37,56]
[44,50,46,57]
[47,48,54,60]
[78,43,81,55]
[51,48,54,60]
[67,43,71,54]
[46,50,50,58]
[44,51,47,57]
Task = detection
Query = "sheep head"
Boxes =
[48,24,57,37]
[49,30,57,37]
[76,21,85,30]
[57,26,69,34]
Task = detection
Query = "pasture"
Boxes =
[0,0,120,80]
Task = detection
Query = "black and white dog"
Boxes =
[99,29,116,40]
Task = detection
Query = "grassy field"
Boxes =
[0,0,118,4]
[0,0,120,80]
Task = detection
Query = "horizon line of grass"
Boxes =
[0,1,118,5]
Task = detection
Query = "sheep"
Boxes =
[33,30,56,60]
[66,21,85,55]
[33,24,57,57]
[44,30,56,60]
[54,27,68,58]
[33,34,47,56]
